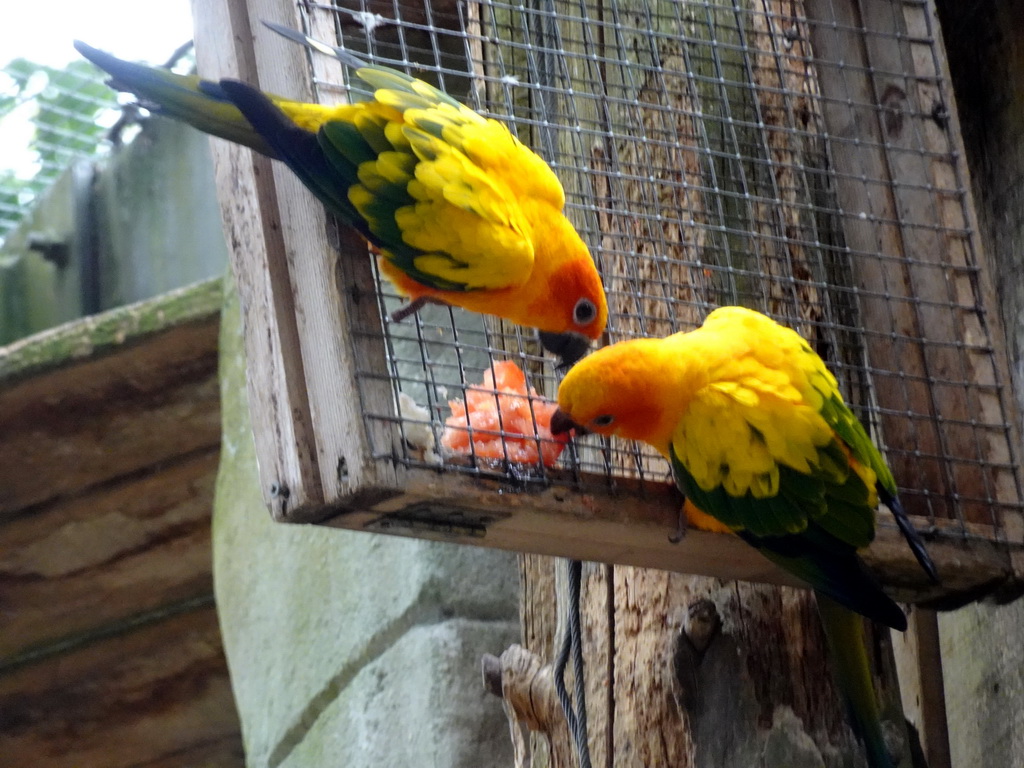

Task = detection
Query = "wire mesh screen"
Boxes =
[298,0,1022,545]
[0,58,118,243]
[0,45,197,246]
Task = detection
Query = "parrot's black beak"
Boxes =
[538,331,591,368]
[550,408,587,436]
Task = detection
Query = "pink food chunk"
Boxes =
[441,361,568,467]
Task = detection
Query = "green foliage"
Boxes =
[0,57,119,239]
[0,169,28,213]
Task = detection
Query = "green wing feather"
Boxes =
[673,449,904,629]
[324,64,536,292]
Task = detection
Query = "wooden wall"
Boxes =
[930,2,1024,766]
[0,280,243,767]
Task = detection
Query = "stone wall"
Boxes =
[214,279,520,767]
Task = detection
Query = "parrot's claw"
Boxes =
[669,503,688,544]
[390,296,448,323]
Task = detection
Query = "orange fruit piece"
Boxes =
[441,361,568,467]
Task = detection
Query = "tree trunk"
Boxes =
[508,555,913,767]
[489,0,917,765]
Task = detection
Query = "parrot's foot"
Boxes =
[390,296,449,323]
[880,487,940,584]
[669,502,688,544]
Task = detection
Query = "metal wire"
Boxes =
[0,59,118,242]
[0,44,198,245]
[554,558,593,768]
[303,0,1022,546]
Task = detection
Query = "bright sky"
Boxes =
[1,0,194,69]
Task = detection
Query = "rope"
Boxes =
[554,558,592,768]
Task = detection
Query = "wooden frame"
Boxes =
[192,0,1024,606]
[194,0,403,521]
[805,0,1021,526]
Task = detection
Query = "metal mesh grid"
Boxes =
[300,0,1022,545]
[0,59,117,243]
[0,44,196,245]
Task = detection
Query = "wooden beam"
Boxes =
[192,0,325,519]
[194,0,401,521]
[0,450,219,662]
[892,608,953,768]
[0,276,237,764]
[319,465,1018,606]
[0,279,222,518]
[0,603,241,768]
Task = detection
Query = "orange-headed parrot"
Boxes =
[74,25,606,366]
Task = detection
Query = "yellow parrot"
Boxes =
[551,306,938,768]
[74,25,607,366]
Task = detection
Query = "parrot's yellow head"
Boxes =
[551,336,696,455]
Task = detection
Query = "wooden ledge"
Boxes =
[318,466,1024,609]
[0,278,222,385]
[0,278,223,519]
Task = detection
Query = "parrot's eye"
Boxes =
[573,298,597,325]
[591,414,615,427]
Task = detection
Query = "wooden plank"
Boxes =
[193,0,323,519]
[867,0,1019,527]
[0,280,221,518]
[0,277,220,385]
[0,449,218,662]
[803,0,948,522]
[892,608,953,768]
[911,0,1024,541]
[322,466,1017,606]
[0,274,232,762]
[194,0,401,520]
[121,738,245,768]
[244,0,355,514]
[302,6,405,515]
[0,604,242,768]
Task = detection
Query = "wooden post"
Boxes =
[891,608,953,768]
[192,0,401,521]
